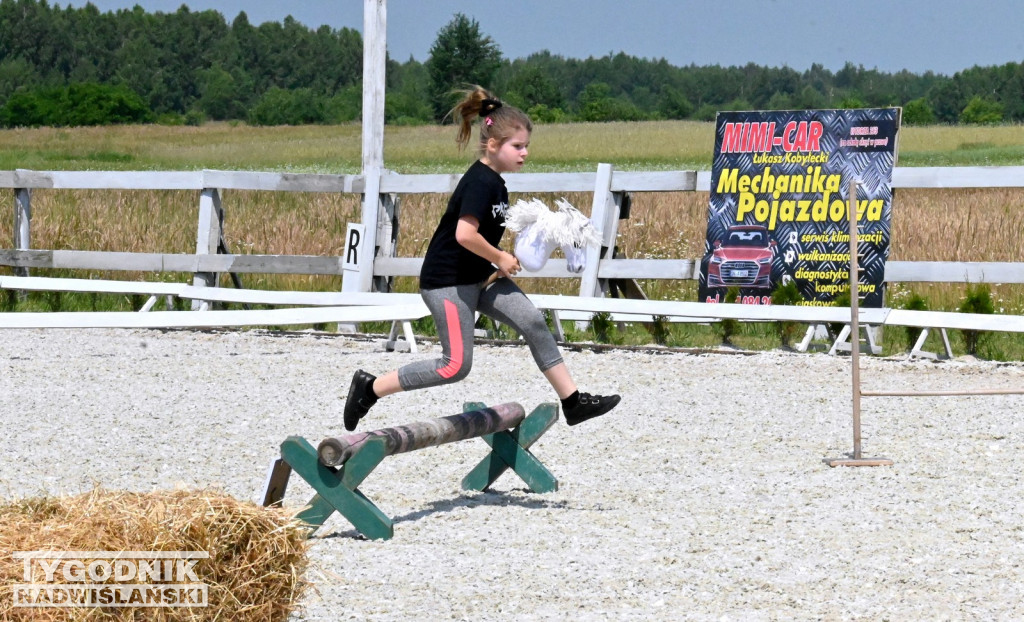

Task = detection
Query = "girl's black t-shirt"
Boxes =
[419,160,509,288]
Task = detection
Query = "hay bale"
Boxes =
[0,488,309,621]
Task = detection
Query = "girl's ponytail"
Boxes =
[447,85,532,154]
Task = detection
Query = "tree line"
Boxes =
[0,1,1020,128]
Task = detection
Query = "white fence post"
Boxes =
[574,163,623,329]
[192,187,222,310]
[342,170,381,296]
[578,163,616,299]
[13,187,30,277]
[580,162,627,292]
[348,0,388,295]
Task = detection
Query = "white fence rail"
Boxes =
[3,165,1024,318]
[4,165,1024,288]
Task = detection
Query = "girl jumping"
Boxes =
[343,87,620,430]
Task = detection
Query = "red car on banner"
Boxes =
[706,224,776,289]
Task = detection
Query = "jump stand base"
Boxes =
[262,402,559,540]
[827,457,894,467]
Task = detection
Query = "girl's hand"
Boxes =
[454,216,520,278]
[496,251,521,278]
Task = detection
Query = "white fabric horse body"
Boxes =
[504,198,601,273]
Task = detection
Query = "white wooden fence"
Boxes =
[3,164,1024,356]
[4,165,1024,292]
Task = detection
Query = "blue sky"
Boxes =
[63,0,1024,75]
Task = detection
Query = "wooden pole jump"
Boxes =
[317,402,526,466]
[262,402,560,540]
[861,388,1024,397]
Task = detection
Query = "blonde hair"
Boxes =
[448,86,532,154]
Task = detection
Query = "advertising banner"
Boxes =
[698,108,900,307]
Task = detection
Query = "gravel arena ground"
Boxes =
[2,327,1024,621]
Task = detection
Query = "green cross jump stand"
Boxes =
[261,401,559,540]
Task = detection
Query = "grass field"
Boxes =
[4,120,1024,173]
[1,120,1023,357]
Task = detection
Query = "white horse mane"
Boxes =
[504,198,601,248]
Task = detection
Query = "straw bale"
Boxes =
[0,488,309,621]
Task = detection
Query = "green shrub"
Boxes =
[959,96,1004,125]
[838,96,868,109]
[903,292,929,349]
[657,87,693,120]
[184,109,206,127]
[576,82,644,122]
[591,311,615,343]
[2,289,16,313]
[155,112,186,125]
[903,98,936,125]
[0,83,152,127]
[692,103,717,122]
[249,87,326,126]
[381,94,420,124]
[770,281,803,348]
[722,98,753,112]
[827,290,852,337]
[527,104,568,124]
[959,283,995,355]
[650,315,670,346]
[65,82,150,125]
[718,286,741,345]
[766,92,793,110]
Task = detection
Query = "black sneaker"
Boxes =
[564,392,621,426]
[343,370,377,431]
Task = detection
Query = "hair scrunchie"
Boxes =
[479,98,503,117]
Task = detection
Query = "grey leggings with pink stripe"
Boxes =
[396,277,564,391]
